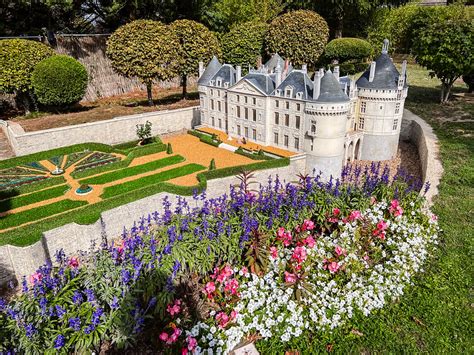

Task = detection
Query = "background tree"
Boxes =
[170,19,221,99]
[265,10,329,66]
[0,39,54,113]
[106,20,180,106]
[412,13,473,103]
[221,22,268,70]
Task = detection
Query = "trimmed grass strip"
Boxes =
[0,199,87,230]
[0,184,69,213]
[80,155,185,185]
[102,163,206,198]
[0,176,67,198]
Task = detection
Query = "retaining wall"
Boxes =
[1,106,199,156]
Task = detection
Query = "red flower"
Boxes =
[68,256,79,268]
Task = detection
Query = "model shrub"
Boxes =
[221,22,268,69]
[31,55,88,107]
[166,143,173,154]
[170,19,221,98]
[324,38,372,63]
[136,120,153,144]
[265,10,329,66]
[209,158,216,170]
[107,20,180,106]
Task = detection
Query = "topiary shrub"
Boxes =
[324,38,372,63]
[221,22,268,70]
[31,55,88,108]
[0,39,54,112]
[166,143,173,154]
[265,10,329,66]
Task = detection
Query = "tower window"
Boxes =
[360,102,366,113]
[311,121,316,134]
[274,132,279,144]
[237,95,240,102]
[358,117,365,130]
[218,118,222,128]
[393,118,399,131]
[311,138,314,151]
[395,103,400,114]
[212,117,215,126]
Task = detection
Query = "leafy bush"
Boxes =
[324,37,372,63]
[463,72,474,93]
[136,120,152,144]
[31,55,88,107]
[265,10,329,66]
[221,22,268,69]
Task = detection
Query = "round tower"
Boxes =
[304,69,350,179]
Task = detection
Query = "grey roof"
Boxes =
[241,73,275,95]
[197,56,222,85]
[210,64,237,86]
[274,70,314,100]
[316,71,350,103]
[356,53,407,89]
[264,53,294,73]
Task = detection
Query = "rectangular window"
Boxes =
[218,119,222,128]
[285,114,290,127]
[395,103,400,114]
[393,118,398,131]
[284,135,289,147]
[212,117,215,126]
[218,101,221,111]
[252,109,257,121]
[245,107,248,119]
[274,132,279,144]
[252,129,257,140]
[210,89,213,96]
[286,101,290,109]
[311,138,314,151]
[358,117,365,130]
[253,97,256,105]
[237,106,241,118]
[275,100,279,108]
[244,127,249,138]
[294,137,299,150]
[244,96,248,104]
[295,115,301,129]
[275,112,279,125]
[217,90,220,97]
[360,102,366,113]
[237,95,240,102]
[237,125,241,136]
[296,103,301,111]
[211,99,214,110]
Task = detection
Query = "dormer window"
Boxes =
[216,77,222,86]
[210,80,215,86]
[285,86,293,98]
[224,82,229,88]
[296,92,303,99]
[276,89,282,96]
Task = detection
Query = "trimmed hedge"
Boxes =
[80,155,185,185]
[0,184,69,213]
[324,38,373,62]
[0,199,87,230]
[187,130,222,147]
[0,176,67,197]
[235,147,273,161]
[31,55,88,107]
[102,163,206,198]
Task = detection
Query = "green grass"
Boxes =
[101,163,205,198]
[0,184,69,213]
[0,176,67,198]
[79,155,184,185]
[0,199,87,229]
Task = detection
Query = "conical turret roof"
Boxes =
[356,53,407,89]
[315,70,349,103]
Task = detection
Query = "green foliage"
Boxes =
[0,39,54,93]
[265,10,329,66]
[136,120,152,143]
[221,22,268,69]
[0,176,66,196]
[209,158,216,170]
[79,155,184,185]
[187,130,222,147]
[0,184,69,213]
[325,37,372,62]
[166,143,173,154]
[31,55,88,107]
[463,72,474,93]
[412,13,473,103]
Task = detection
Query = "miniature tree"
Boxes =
[136,121,153,145]
[265,10,329,66]
[107,20,180,106]
[0,39,54,113]
[170,19,221,99]
[221,21,268,70]
[166,143,173,154]
[209,158,216,170]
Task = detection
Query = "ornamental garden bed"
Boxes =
[0,165,438,353]
[0,134,275,246]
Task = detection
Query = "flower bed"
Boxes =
[0,166,438,353]
[74,152,120,172]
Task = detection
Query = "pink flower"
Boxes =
[363,254,370,261]
[167,299,182,316]
[284,271,297,284]
[224,278,239,295]
[159,332,169,342]
[216,311,230,328]
[230,309,238,320]
[277,228,292,246]
[377,220,388,231]
[68,256,79,268]
[187,336,197,351]
[181,349,189,355]
[328,262,340,273]
[29,272,43,285]
[270,246,278,259]
[292,246,307,264]
[431,214,438,221]
[303,236,316,248]
[348,210,362,221]
[116,240,125,254]
[389,199,403,217]
[204,281,216,298]
[334,245,345,257]
[241,266,248,275]
[333,208,340,216]
[302,219,315,231]
[210,267,219,280]
[277,227,286,238]
[216,265,233,283]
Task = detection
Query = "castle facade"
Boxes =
[197,40,408,177]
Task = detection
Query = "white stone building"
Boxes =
[197,40,408,177]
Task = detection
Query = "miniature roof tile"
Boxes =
[315,71,350,103]
[197,56,222,85]
[210,64,237,86]
[274,70,314,100]
[264,53,294,73]
[356,53,407,89]
[241,73,276,95]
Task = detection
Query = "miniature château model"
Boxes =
[197,39,408,177]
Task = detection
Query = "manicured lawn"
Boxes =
[80,155,184,185]
[0,184,69,213]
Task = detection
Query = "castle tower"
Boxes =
[355,40,408,161]
[305,70,350,178]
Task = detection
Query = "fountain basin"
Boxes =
[75,185,93,195]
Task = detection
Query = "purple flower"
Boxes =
[25,323,37,338]
[91,307,104,326]
[72,291,83,305]
[55,305,66,318]
[111,296,119,310]
[69,317,81,331]
[84,325,95,334]
[55,249,66,264]
[84,289,95,302]
[54,334,65,349]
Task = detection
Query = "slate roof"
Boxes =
[356,53,407,89]
[197,56,222,85]
[210,64,237,86]
[315,70,350,103]
[264,53,294,73]
[274,70,314,100]
[241,73,276,95]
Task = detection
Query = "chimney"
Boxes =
[313,70,322,100]
[382,39,389,54]
[319,68,324,76]
[301,64,307,74]
[282,59,289,80]
[236,65,242,82]
[257,56,262,69]
[369,61,376,82]
[198,61,204,78]
[333,66,340,81]
[275,63,282,88]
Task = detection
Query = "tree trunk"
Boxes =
[440,83,445,104]
[182,74,187,100]
[335,14,344,38]
[146,82,153,106]
[16,91,31,115]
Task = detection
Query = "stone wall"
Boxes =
[1,106,200,156]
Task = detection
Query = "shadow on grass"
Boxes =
[0,189,16,215]
[124,91,199,108]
